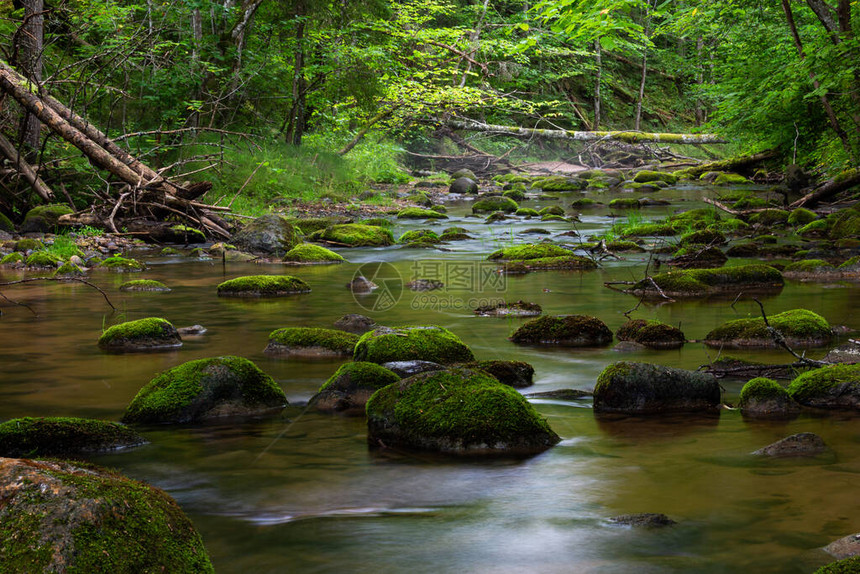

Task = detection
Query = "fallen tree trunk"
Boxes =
[676,150,778,178]
[0,132,53,201]
[445,119,729,145]
[789,168,860,208]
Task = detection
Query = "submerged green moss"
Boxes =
[0,417,145,457]
[217,275,311,296]
[354,326,475,364]
[267,327,359,355]
[120,279,171,292]
[282,243,345,263]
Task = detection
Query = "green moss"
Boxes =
[815,556,860,573]
[705,309,831,346]
[510,315,612,346]
[738,378,789,406]
[749,209,790,226]
[217,275,311,296]
[679,229,727,247]
[754,234,779,244]
[619,222,680,237]
[593,361,721,413]
[784,259,836,273]
[14,238,44,251]
[799,219,830,236]
[838,255,860,269]
[365,368,559,454]
[829,210,860,240]
[788,208,817,226]
[515,208,540,216]
[787,364,860,406]
[160,247,180,255]
[396,207,448,220]
[635,264,784,295]
[21,204,73,231]
[1,252,24,264]
[123,356,285,424]
[714,172,750,185]
[25,251,62,267]
[532,176,586,191]
[98,317,180,350]
[267,327,359,355]
[633,170,678,185]
[732,196,768,210]
[503,189,526,201]
[354,326,475,364]
[283,243,345,263]
[609,198,641,209]
[605,240,645,252]
[169,225,206,241]
[0,458,214,573]
[398,229,441,245]
[319,362,400,393]
[0,417,145,457]
[488,243,571,261]
[0,211,13,232]
[713,218,749,232]
[472,196,519,214]
[538,205,565,216]
[615,319,685,348]
[119,279,171,292]
[541,214,566,221]
[309,223,394,246]
[499,255,598,272]
[53,262,85,277]
[98,256,146,272]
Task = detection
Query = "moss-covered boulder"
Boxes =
[783,259,837,278]
[449,177,478,194]
[815,556,860,573]
[309,223,394,247]
[510,315,613,347]
[533,176,587,191]
[0,252,24,265]
[704,309,832,349]
[713,172,749,185]
[828,205,860,240]
[749,209,790,226]
[231,213,301,256]
[633,170,678,185]
[497,255,598,273]
[451,168,477,181]
[0,458,214,572]
[516,207,540,217]
[264,327,359,357]
[738,377,800,417]
[120,279,171,292]
[488,243,570,260]
[398,229,441,246]
[667,246,728,269]
[282,243,345,264]
[97,256,146,272]
[678,229,727,247]
[626,264,784,298]
[472,196,519,214]
[123,356,286,424]
[439,227,472,241]
[216,275,311,297]
[538,205,565,217]
[0,211,14,233]
[396,207,448,220]
[354,325,475,365]
[98,317,182,352]
[788,208,818,226]
[19,204,74,233]
[14,238,44,252]
[365,368,560,455]
[503,188,526,201]
[787,364,860,410]
[458,360,535,388]
[0,417,146,458]
[615,319,685,349]
[474,299,542,317]
[25,251,62,268]
[594,361,721,414]
[309,362,400,415]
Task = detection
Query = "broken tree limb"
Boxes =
[789,168,860,208]
[0,131,53,200]
[675,149,778,178]
[444,119,729,145]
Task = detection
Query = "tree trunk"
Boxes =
[286,1,307,146]
[15,0,44,157]
[789,168,860,208]
[0,131,52,201]
[445,119,728,144]
[635,50,647,131]
[695,35,705,126]
[457,0,490,87]
[594,38,602,130]
[191,8,203,63]
[678,150,778,178]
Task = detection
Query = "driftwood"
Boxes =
[0,131,53,200]
[445,119,729,145]
[678,150,778,178]
[789,168,860,208]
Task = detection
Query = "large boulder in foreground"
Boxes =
[309,362,400,415]
[264,327,359,357]
[122,356,287,424]
[787,364,860,410]
[231,213,300,256]
[354,325,475,364]
[704,309,832,349]
[0,457,213,572]
[510,315,612,346]
[216,275,311,297]
[98,317,182,352]
[593,361,721,414]
[0,417,146,458]
[366,368,560,455]
[625,264,784,298]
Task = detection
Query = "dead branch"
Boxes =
[752,298,827,367]
[0,277,116,316]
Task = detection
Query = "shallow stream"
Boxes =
[1,185,858,573]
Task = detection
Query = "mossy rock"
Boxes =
[540,214,567,222]
[439,228,472,241]
[354,325,475,365]
[0,458,214,572]
[502,188,526,201]
[788,208,817,226]
[619,222,679,237]
[449,177,478,194]
[282,243,345,264]
[231,213,301,256]
[309,223,394,247]
[365,368,560,455]
[532,176,587,191]
[605,240,646,253]
[53,262,86,277]
[0,252,24,265]
[20,204,74,233]
[264,327,359,357]
[839,255,860,271]
[679,229,727,247]
[704,309,831,349]
[713,172,749,185]
[488,243,570,261]
[216,275,311,297]
[593,361,721,414]
[123,356,286,424]
[458,360,535,388]
[738,378,799,417]
[498,255,597,273]
[25,251,62,268]
[537,205,565,217]
[510,315,612,346]
[98,317,181,352]
[609,198,642,209]
[713,218,750,233]
[667,246,728,269]
[396,207,448,220]
[0,211,13,233]
[474,299,542,317]
[799,219,830,237]
[516,208,540,216]
[0,417,146,458]
[14,238,44,251]
[485,211,510,223]
[97,256,146,272]
[755,234,779,244]
[615,319,685,349]
[732,196,768,210]
[120,279,171,292]
[787,364,860,410]
[627,264,784,298]
[829,210,860,240]
[309,362,400,415]
[168,225,206,243]
[749,209,790,226]
[160,246,181,255]
[632,170,678,185]
[472,196,519,214]
[398,229,441,245]
[784,259,837,277]
[815,556,860,573]
[570,198,599,208]
[451,168,477,181]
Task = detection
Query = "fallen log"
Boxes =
[675,150,778,178]
[789,168,860,208]
[0,131,53,201]
[445,119,729,145]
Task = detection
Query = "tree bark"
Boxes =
[695,35,705,125]
[0,131,53,201]
[678,150,778,178]
[593,38,602,130]
[15,0,44,156]
[789,168,860,208]
[285,0,307,145]
[635,50,647,131]
[445,119,728,144]
[338,107,398,156]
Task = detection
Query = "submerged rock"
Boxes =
[752,432,827,457]
[0,417,146,457]
[119,279,171,292]
[98,317,182,352]
[216,275,311,297]
[381,360,446,378]
[824,532,860,560]
[823,342,860,364]
[593,361,721,414]
[704,309,832,349]
[354,325,475,365]
[738,377,800,418]
[309,362,400,415]
[265,327,359,357]
[609,513,677,528]
[0,457,214,572]
[787,364,860,410]
[474,300,542,317]
[459,360,535,388]
[346,275,377,293]
[366,368,560,455]
[615,319,685,349]
[333,313,377,334]
[122,355,286,424]
[231,213,300,256]
[510,315,613,347]
[406,279,444,291]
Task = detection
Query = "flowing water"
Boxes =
[1,185,859,573]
